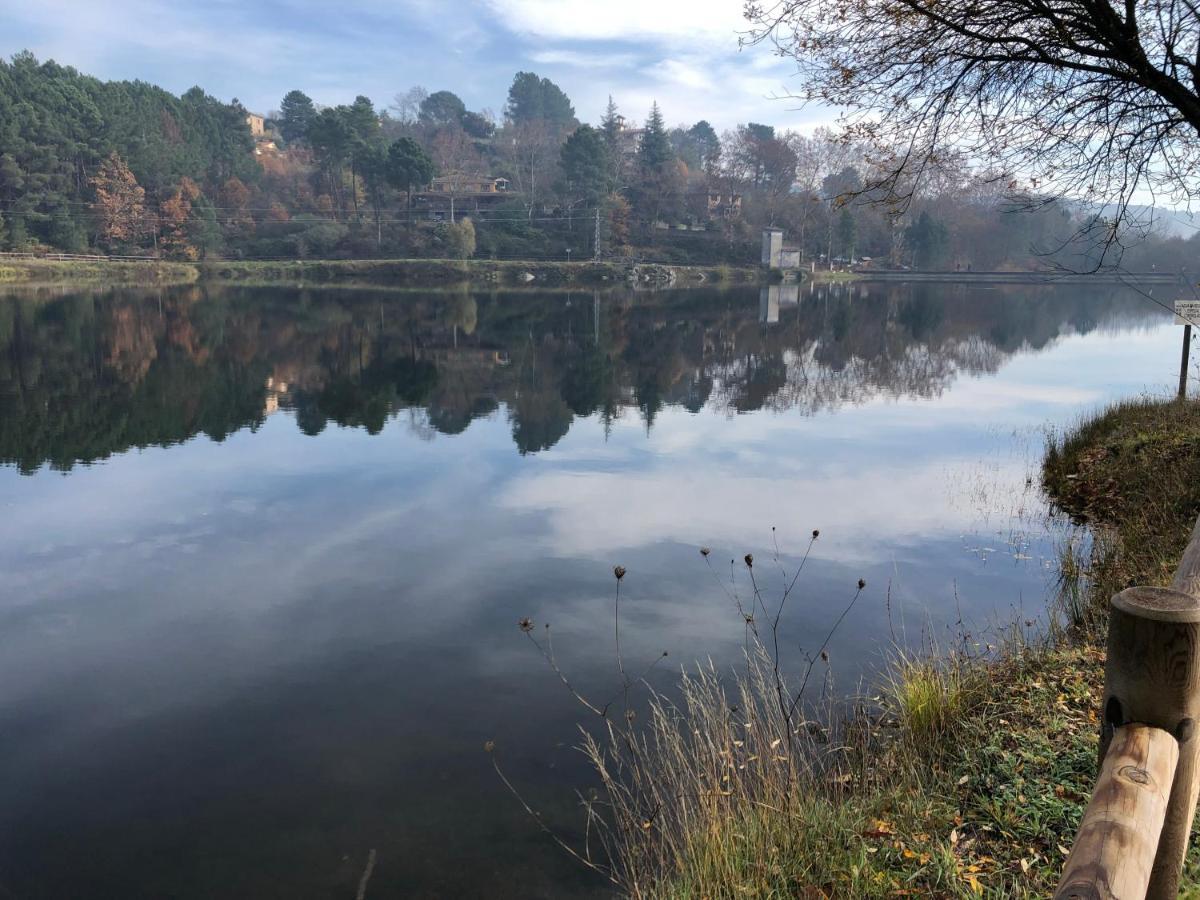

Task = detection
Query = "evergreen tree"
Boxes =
[419,91,467,128]
[633,103,681,223]
[689,120,721,171]
[558,125,611,208]
[505,72,575,130]
[905,210,949,268]
[636,103,673,173]
[345,95,380,144]
[386,137,435,213]
[278,90,315,144]
[600,96,622,145]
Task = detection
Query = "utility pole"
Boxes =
[593,208,602,260]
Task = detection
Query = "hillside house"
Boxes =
[707,192,743,220]
[415,175,514,218]
[426,175,510,195]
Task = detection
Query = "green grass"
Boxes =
[806,269,860,283]
[1043,396,1200,632]
[885,651,981,746]
[0,258,198,284]
[607,644,1105,898]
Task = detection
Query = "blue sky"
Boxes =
[1,0,840,132]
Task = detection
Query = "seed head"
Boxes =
[700,547,711,557]
[613,565,626,580]
[812,529,820,539]
[518,617,535,633]
[744,553,754,568]
[484,740,496,753]
[857,578,866,590]
[820,650,829,663]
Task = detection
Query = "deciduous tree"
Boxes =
[749,0,1200,261]
[90,152,145,248]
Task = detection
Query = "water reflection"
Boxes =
[0,281,1177,899]
[0,281,1161,474]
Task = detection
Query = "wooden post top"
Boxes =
[1112,586,1200,623]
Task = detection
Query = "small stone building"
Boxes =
[762,229,802,269]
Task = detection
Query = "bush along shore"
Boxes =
[0,255,764,288]
[494,396,1200,898]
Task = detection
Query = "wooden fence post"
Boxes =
[1055,724,1179,900]
[1101,585,1200,900]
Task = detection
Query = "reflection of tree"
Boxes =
[427,397,497,435]
[560,346,612,417]
[511,388,573,454]
[0,280,1165,473]
[291,354,439,436]
[0,292,268,474]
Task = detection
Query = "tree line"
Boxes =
[1,50,1197,271]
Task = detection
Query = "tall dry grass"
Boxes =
[494,538,1010,898]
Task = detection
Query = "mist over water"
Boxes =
[0,282,1181,897]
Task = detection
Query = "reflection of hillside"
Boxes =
[0,282,1164,472]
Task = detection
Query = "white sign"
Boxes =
[1176,300,1200,326]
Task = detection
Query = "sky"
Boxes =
[0,0,840,133]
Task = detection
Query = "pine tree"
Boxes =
[637,103,672,173]
[278,90,316,144]
[633,104,680,224]
[600,96,621,146]
[505,72,575,130]
[559,125,611,207]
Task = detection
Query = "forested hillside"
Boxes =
[1,50,1196,271]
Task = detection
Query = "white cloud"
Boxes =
[484,0,750,45]
[648,58,715,90]
[529,49,639,68]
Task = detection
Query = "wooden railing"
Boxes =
[1056,515,1200,899]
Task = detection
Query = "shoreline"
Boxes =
[576,395,1200,897]
[0,256,764,288]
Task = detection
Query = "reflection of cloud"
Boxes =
[496,454,1027,563]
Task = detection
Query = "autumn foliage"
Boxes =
[90,152,146,248]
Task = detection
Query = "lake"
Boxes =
[0,280,1181,898]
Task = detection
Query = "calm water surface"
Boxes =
[0,281,1182,898]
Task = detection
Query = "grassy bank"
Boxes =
[1044,396,1200,630]
[538,397,1200,898]
[0,256,763,288]
[807,269,860,283]
[0,258,199,285]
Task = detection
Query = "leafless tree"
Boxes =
[746,0,1200,264]
[431,127,483,223]
[390,86,429,124]
[499,119,561,218]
